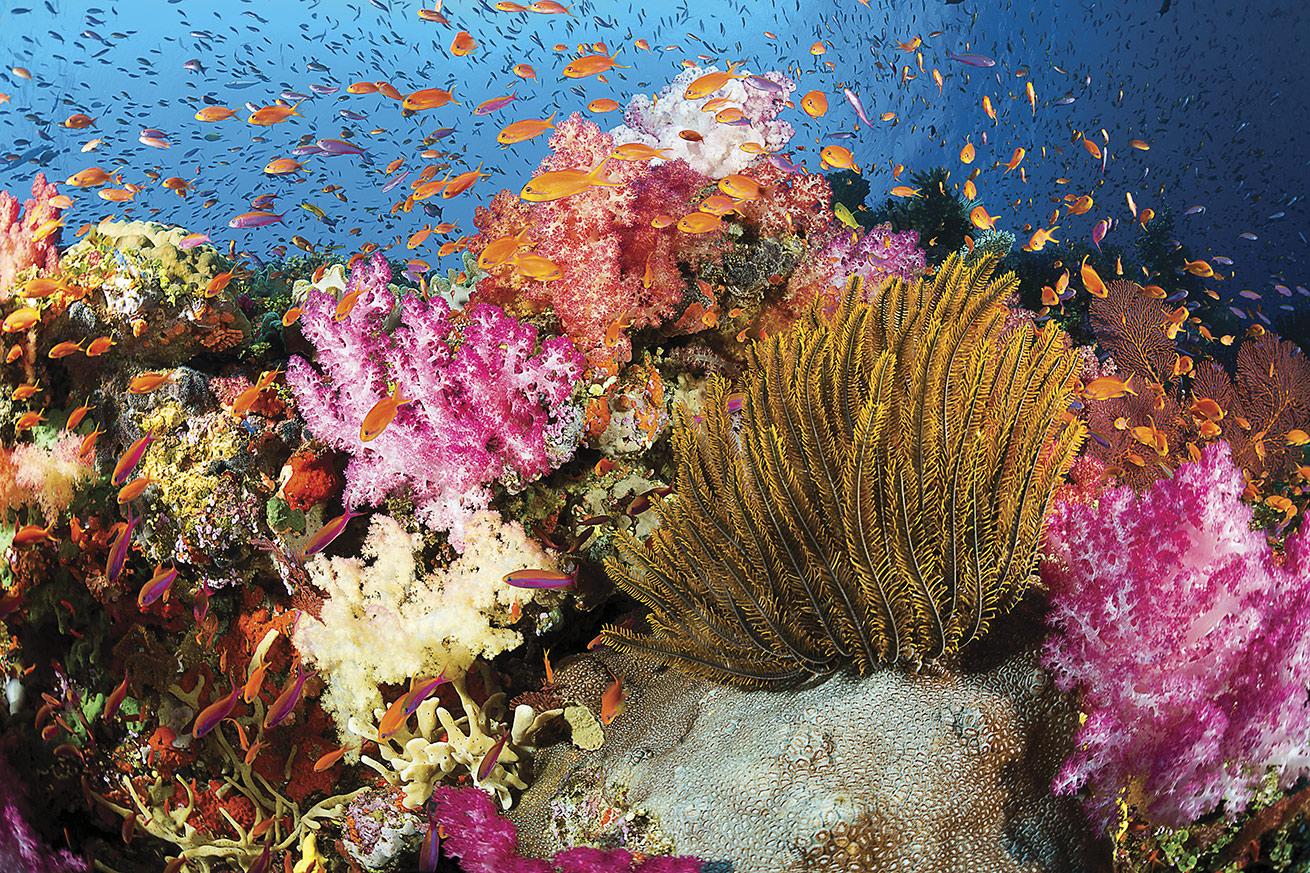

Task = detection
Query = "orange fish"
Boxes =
[718,174,762,201]
[403,87,457,111]
[2,307,40,333]
[683,62,743,100]
[360,384,413,442]
[442,165,489,198]
[959,142,976,164]
[477,228,533,269]
[497,114,556,145]
[521,162,618,202]
[513,63,537,80]
[1082,374,1137,401]
[677,212,723,234]
[248,102,301,126]
[1080,259,1108,298]
[800,90,828,118]
[820,145,858,172]
[313,744,350,771]
[450,31,477,56]
[128,371,174,394]
[610,142,672,162]
[562,52,626,79]
[195,106,236,122]
[513,253,563,281]
[889,185,921,198]
[600,675,625,724]
[587,98,620,113]
[65,166,118,187]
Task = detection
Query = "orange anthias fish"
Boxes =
[820,145,859,172]
[403,87,457,111]
[195,106,236,122]
[562,52,626,79]
[600,674,625,724]
[450,30,477,56]
[1082,374,1138,402]
[477,228,533,269]
[1080,258,1108,298]
[610,143,672,162]
[521,161,618,202]
[248,101,302,126]
[360,384,413,442]
[683,62,744,99]
[497,114,556,145]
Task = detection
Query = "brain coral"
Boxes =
[510,638,1106,872]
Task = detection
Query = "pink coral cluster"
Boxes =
[286,252,585,545]
[0,748,87,873]
[0,173,63,297]
[430,786,703,873]
[470,115,717,363]
[1041,442,1310,827]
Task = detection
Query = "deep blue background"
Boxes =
[1,0,1306,313]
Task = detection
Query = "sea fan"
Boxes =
[600,254,1086,686]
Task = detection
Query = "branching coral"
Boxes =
[601,254,1086,685]
[0,173,63,298]
[287,252,585,541]
[1042,442,1310,827]
[293,511,562,736]
[355,668,560,810]
[611,65,795,179]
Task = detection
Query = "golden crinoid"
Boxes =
[600,254,1086,687]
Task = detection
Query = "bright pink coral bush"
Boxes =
[286,253,584,545]
[0,173,63,296]
[1041,442,1310,827]
[430,786,703,873]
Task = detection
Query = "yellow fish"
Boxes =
[521,161,619,202]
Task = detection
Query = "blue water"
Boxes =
[1,0,1306,306]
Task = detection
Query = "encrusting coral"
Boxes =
[601,254,1086,684]
[1042,441,1310,828]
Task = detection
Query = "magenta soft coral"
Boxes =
[0,173,63,296]
[1041,442,1310,827]
[0,747,87,872]
[470,115,712,363]
[286,252,584,545]
[429,786,703,873]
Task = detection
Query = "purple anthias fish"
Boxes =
[105,511,139,584]
[228,211,284,229]
[476,729,510,781]
[382,170,410,193]
[310,83,339,95]
[139,128,170,148]
[474,93,517,115]
[317,138,366,156]
[137,565,178,608]
[301,508,365,558]
[1092,218,1110,251]
[402,674,448,717]
[178,233,210,250]
[339,109,367,120]
[745,74,785,93]
[293,144,325,156]
[767,154,802,174]
[503,568,575,589]
[843,88,872,127]
[192,683,242,738]
[264,664,314,728]
[250,193,279,210]
[947,51,996,68]
[428,127,456,140]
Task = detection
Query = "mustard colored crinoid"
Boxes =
[601,254,1086,687]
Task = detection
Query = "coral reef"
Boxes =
[0,172,63,297]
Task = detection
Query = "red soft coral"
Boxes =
[282,450,342,511]
[0,173,63,296]
[470,116,713,363]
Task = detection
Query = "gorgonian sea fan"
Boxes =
[287,253,585,546]
[1042,442,1310,827]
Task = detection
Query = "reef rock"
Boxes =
[511,630,1107,872]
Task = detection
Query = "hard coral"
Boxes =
[1042,442,1310,827]
[287,252,585,541]
[0,173,63,298]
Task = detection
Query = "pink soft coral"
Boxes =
[430,786,702,873]
[470,115,714,363]
[0,748,88,872]
[286,253,584,545]
[0,173,63,297]
[1041,442,1310,827]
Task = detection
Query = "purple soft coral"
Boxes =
[430,787,703,873]
[1041,442,1310,827]
[0,748,88,872]
[287,253,585,546]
